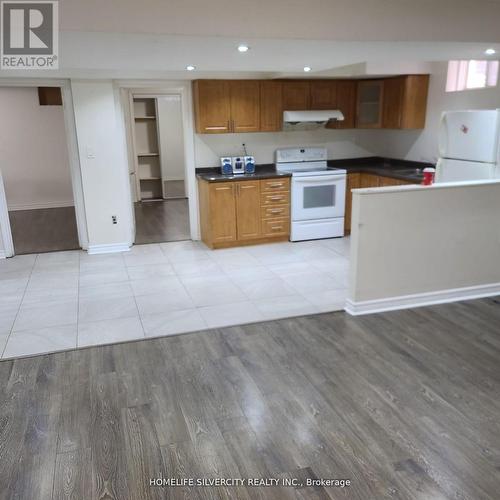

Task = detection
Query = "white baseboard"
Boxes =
[345,282,500,315]
[87,243,131,255]
[8,200,74,211]
[0,250,6,259]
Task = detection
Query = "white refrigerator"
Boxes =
[436,109,500,182]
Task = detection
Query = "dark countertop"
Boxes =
[196,157,432,184]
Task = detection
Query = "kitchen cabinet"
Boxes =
[230,81,261,133]
[360,173,381,188]
[310,81,337,109]
[198,177,290,248]
[333,80,357,129]
[356,80,384,128]
[193,80,231,133]
[193,80,260,133]
[235,181,261,240]
[260,81,283,132]
[382,75,429,129]
[282,81,310,110]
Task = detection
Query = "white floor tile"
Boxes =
[78,296,138,323]
[223,265,277,285]
[142,309,207,337]
[135,289,195,316]
[268,262,317,277]
[282,271,345,293]
[0,332,8,357]
[180,276,247,307]
[27,272,79,291]
[160,241,211,263]
[253,295,319,321]
[0,277,29,294]
[79,282,134,300]
[35,250,80,265]
[0,254,36,274]
[78,317,144,347]
[79,269,129,287]
[130,276,185,297]
[3,325,77,359]
[22,287,79,307]
[237,277,296,300]
[124,245,169,267]
[126,263,175,281]
[172,259,223,277]
[199,301,264,328]
[304,288,348,312]
[13,302,78,332]
[317,237,351,257]
[308,257,350,276]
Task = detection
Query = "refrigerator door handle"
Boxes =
[438,112,448,157]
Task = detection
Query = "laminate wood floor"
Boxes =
[8,207,79,255]
[1,297,499,499]
[134,199,190,244]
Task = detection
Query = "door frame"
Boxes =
[0,78,89,257]
[117,80,199,243]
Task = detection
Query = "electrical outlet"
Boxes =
[112,215,117,224]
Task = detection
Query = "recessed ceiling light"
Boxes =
[485,48,496,55]
[303,66,312,72]
[186,65,196,71]
[237,44,250,53]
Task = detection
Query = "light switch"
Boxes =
[86,146,96,159]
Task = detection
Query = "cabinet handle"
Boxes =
[270,226,283,231]
[206,126,228,131]
[269,196,283,201]
[268,183,283,188]
[270,209,283,214]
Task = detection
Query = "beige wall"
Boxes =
[348,181,500,308]
[358,62,500,163]
[0,87,73,210]
[195,129,374,168]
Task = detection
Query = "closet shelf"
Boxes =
[137,152,159,157]
[135,116,156,120]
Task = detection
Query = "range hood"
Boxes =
[283,110,344,131]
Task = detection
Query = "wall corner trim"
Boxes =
[345,282,500,315]
[87,243,131,255]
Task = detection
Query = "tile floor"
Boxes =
[0,238,350,360]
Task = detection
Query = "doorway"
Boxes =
[0,86,80,255]
[128,93,190,244]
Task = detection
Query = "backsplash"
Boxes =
[194,129,376,168]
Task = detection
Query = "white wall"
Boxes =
[0,87,73,210]
[347,181,500,313]
[360,62,500,163]
[195,129,374,167]
[157,95,185,181]
[71,81,132,251]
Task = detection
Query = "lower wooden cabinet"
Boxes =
[344,172,415,234]
[199,177,290,248]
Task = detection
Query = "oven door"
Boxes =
[291,174,346,221]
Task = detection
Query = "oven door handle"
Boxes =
[294,175,345,183]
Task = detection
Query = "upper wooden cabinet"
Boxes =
[260,81,283,132]
[193,80,260,133]
[193,80,231,133]
[356,80,384,128]
[193,75,429,133]
[282,81,310,110]
[229,80,261,133]
[382,75,429,129]
[310,81,337,109]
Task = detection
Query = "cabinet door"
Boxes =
[193,80,231,134]
[360,173,381,188]
[282,81,310,110]
[345,172,361,234]
[310,81,337,109]
[260,81,282,131]
[382,77,404,129]
[399,75,429,129]
[209,183,237,243]
[235,181,261,240]
[356,80,384,128]
[230,81,261,133]
[333,80,356,129]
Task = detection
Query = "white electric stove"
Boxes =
[275,147,346,241]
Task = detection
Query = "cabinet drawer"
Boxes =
[261,192,289,206]
[261,218,290,237]
[261,205,290,219]
[261,178,290,192]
